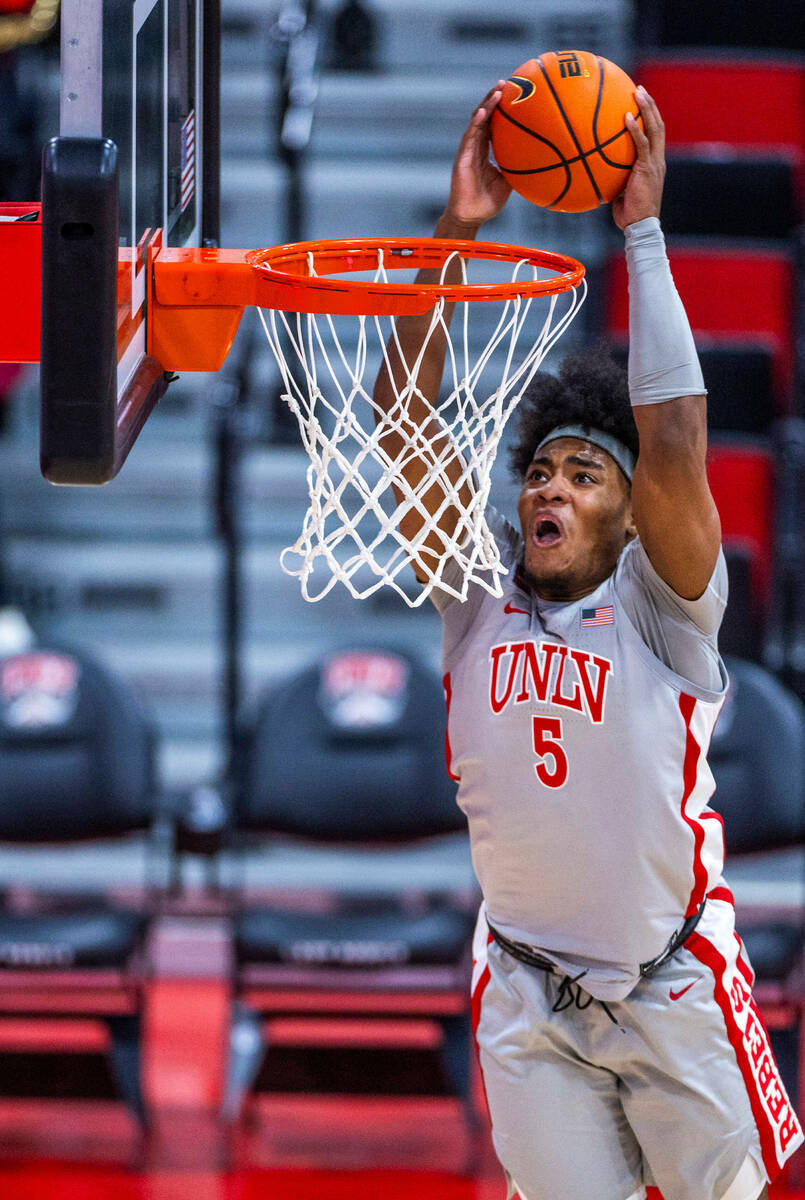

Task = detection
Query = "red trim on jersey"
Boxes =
[442,672,460,783]
[701,808,726,861]
[707,885,735,906]
[678,693,710,918]
[686,929,795,1180]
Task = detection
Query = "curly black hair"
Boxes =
[509,347,638,479]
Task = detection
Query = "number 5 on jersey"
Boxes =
[532,716,568,788]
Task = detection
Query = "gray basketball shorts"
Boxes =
[471,895,803,1200]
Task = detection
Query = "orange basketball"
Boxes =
[490,51,643,213]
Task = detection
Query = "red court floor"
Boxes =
[0,981,800,1198]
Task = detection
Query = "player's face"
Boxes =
[517,437,636,601]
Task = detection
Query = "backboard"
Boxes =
[40,0,219,483]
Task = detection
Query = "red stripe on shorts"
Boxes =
[471,931,493,1042]
[471,962,491,1042]
[686,929,802,1179]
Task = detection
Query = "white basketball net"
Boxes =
[257,248,586,607]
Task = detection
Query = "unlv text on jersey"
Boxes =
[489,640,613,725]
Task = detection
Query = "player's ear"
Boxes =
[624,494,637,543]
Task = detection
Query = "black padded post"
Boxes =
[106,1014,148,1127]
[202,0,221,249]
[40,136,119,485]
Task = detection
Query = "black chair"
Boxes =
[763,420,805,704]
[719,548,762,662]
[635,1,805,51]
[696,344,778,437]
[606,243,798,410]
[0,642,163,1141]
[709,657,805,1109]
[219,644,479,1144]
[609,341,777,437]
[707,440,776,664]
[661,155,800,242]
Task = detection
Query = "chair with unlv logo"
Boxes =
[0,641,163,1154]
[215,644,479,1153]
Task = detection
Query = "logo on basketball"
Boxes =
[555,51,589,80]
[508,75,535,103]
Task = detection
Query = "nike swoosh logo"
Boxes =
[508,74,536,103]
[670,981,697,1001]
[504,601,530,616]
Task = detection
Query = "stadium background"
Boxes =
[0,0,803,1194]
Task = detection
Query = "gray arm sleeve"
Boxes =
[615,539,728,690]
[625,217,706,405]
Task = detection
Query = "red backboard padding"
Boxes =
[635,56,805,157]
[0,203,41,366]
[706,442,775,606]
[606,248,796,399]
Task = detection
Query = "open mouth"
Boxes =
[535,518,562,547]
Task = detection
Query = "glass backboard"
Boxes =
[40,0,219,483]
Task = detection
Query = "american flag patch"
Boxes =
[581,605,614,627]
[180,110,195,213]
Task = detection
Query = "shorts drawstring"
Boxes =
[486,920,621,1026]
[551,969,619,1025]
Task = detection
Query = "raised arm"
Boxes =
[612,88,721,600]
[372,85,511,579]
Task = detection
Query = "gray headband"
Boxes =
[535,424,636,482]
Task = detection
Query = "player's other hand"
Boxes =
[440,84,513,235]
[611,86,666,230]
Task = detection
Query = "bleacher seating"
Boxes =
[659,156,800,241]
[634,55,805,161]
[606,237,796,645]
[612,49,805,681]
[706,442,775,661]
[634,53,805,228]
[0,642,164,1142]
[216,644,479,1141]
[682,345,776,437]
[0,8,804,1161]
[634,0,805,53]
[610,341,777,438]
[606,245,798,408]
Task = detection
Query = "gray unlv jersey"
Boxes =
[435,508,730,1002]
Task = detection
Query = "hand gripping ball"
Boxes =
[491,50,643,213]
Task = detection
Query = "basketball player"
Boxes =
[372,85,803,1199]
